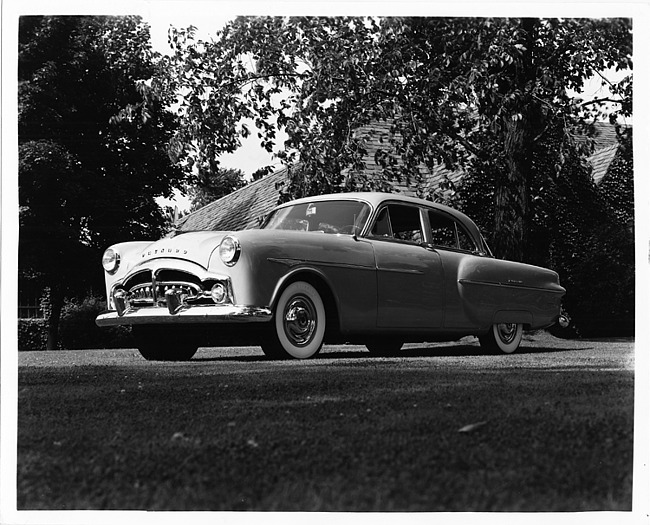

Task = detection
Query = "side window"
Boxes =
[457,227,476,252]
[371,204,423,244]
[371,207,391,237]
[428,210,477,252]
[428,211,457,248]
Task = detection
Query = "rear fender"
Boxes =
[492,310,533,327]
[458,256,564,329]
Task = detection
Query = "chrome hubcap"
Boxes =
[497,323,518,344]
[283,295,317,347]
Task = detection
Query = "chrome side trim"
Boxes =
[459,279,565,294]
[377,267,425,275]
[267,258,375,271]
[96,305,272,327]
[267,257,301,268]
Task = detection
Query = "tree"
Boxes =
[186,167,247,211]
[19,16,186,349]
[149,17,631,262]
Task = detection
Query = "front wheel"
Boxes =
[478,323,523,354]
[261,281,326,359]
[132,326,198,361]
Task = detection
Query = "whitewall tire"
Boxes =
[479,323,524,354]
[262,281,326,359]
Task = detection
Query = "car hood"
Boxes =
[137,231,230,269]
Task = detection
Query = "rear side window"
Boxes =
[428,210,477,252]
[370,204,423,244]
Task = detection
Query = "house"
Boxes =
[176,121,625,233]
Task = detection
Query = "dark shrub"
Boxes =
[18,318,48,351]
[59,295,133,349]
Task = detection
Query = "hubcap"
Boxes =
[496,323,518,344]
[283,295,317,347]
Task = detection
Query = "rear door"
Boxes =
[425,208,481,329]
[368,203,444,328]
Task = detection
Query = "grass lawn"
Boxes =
[16,337,634,511]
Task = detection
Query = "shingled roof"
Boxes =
[177,167,288,232]
[177,121,623,233]
[590,144,620,185]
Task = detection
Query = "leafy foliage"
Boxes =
[598,129,634,226]
[186,167,247,211]
[17,319,48,352]
[17,296,134,351]
[59,296,134,349]
[150,17,631,261]
[18,15,186,348]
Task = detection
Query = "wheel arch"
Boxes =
[270,268,342,341]
[492,309,533,330]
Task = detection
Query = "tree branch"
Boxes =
[580,97,624,108]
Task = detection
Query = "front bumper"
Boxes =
[96,304,272,327]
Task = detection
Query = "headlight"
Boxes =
[102,248,120,274]
[219,236,241,266]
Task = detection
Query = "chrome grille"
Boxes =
[120,269,204,308]
[128,282,202,307]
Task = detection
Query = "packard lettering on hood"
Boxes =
[96,192,566,361]
[134,231,230,268]
[142,247,186,256]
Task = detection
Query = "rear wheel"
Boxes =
[261,281,326,359]
[133,326,198,361]
[478,323,523,354]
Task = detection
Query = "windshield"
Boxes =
[261,200,371,235]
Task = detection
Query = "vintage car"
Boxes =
[96,192,565,360]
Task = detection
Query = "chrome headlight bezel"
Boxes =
[102,248,121,274]
[218,236,241,266]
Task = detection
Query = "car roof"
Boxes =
[269,192,491,254]
[278,192,472,225]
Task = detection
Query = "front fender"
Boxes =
[268,265,340,311]
[102,241,154,303]
[213,231,377,334]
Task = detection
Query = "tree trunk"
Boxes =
[46,286,64,350]
[492,18,537,263]
[494,117,529,262]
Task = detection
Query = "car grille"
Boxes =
[119,269,204,307]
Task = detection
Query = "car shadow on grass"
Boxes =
[192,342,584,362]
[321,344,582,359]
[192,353,270,363]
